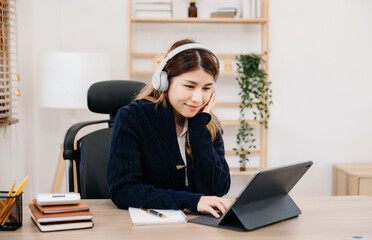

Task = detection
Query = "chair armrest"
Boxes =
[63,119,113,160]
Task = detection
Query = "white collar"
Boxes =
[178,118,188,137]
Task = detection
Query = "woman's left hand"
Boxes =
[202,91,217,113]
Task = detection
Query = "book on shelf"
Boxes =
[241,0,262,18]
[135,11,172,18]
[217,7,237,13]
[31,215,93,232]
[211,12,236,18]
[129,207,187,225]
[134,0,172,18]
[135,3,172,11]
[29,204,93,223]
[32,199,90,214]
[210,7,237,18]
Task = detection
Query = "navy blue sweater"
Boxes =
[107,99,230,212]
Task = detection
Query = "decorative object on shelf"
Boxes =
[233,53,272,171]
[134,0,173,18]
[210,7,237,18]
[188,0,197,18]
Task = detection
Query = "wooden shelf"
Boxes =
[0,117,19,128]
[215,102,240,107]
[230,167,258,176]
[132,53,240,59]
[221,120,261,126]
[131,70,154,74]
[225,149,260,155]
[131,70,238,75]
[131,17,268,24]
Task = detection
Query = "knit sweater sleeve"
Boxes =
[107,106,202,212]
[188,113,231,196]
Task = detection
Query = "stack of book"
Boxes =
[29,199,93,232]
[134,0,173,18]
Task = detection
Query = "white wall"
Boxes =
[269,0,372,196]
[1,0,372,199]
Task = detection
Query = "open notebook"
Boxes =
[128,207,187,225]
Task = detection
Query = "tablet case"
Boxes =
[189,161,313,231]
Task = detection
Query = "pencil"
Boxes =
[14,175,30,196]
[0,181,17,222]
[0,175,30,225]
[4,181,15,205]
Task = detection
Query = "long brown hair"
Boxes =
[136,39,222,154]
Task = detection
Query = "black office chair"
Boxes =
[63,80,146,199]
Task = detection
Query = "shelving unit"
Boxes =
[131,17,267,24]
[128,0,270,173]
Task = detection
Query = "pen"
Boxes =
[140,207,167,218]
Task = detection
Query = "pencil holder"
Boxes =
[0,191,23,231]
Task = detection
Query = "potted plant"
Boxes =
[233,53,272,171]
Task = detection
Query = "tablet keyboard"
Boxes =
[188,213,222,227]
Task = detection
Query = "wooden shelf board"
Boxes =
[225,149,260,155]
[131,17,268,24]
[221,120,261,126]
[131,70,154,74]
[132,53,241,59]
[230,167,258,176]
[131,70,237,74]
[215,102,240,107]
[0,117,19,128]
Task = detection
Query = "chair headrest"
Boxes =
[87,80,146,118]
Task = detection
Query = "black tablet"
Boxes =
[189,161,313,231]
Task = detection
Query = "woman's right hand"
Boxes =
[197,196,231,218]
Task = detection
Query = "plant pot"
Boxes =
[239,161,247,171]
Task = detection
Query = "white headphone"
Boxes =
[152,43,220,92]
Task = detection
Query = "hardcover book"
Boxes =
[29,204,93,223]
[32,199,90,214]
[31,215,93,232]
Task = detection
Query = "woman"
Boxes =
[107,39,231,218]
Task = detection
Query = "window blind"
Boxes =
[0,0,19,128]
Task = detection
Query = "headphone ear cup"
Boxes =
[158,71,169,92]
[152,71,160,90]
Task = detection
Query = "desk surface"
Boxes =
[3,196,372,240]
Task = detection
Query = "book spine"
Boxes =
[242,0,250,18]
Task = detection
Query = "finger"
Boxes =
[204,93,216,113]
[210,92,217,105]
[214,202,227,214]
[206,206,220,218]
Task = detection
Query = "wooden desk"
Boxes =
[2,197,372,240]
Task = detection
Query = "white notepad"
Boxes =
[128,207,187,225]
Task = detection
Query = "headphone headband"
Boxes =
[152,43,220,92]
